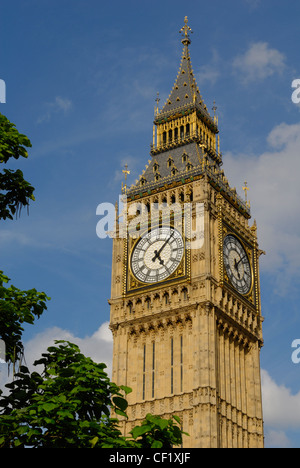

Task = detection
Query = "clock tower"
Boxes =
[109,18,264,448]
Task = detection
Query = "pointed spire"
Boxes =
[158,18,198,116]
[156,17,217,133]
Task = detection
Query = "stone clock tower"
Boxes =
[109,18,264,448]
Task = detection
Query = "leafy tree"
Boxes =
[0,271,49,370]
[0,113,49,370]
[0,112,35,220]
[0,341,185,448]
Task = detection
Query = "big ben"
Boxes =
[109,18,264,448]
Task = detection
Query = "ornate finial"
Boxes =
[212,100,217,116]
[121,164,130,194]
[179,16,193,45]
[242,181,250,207]
[154,92,160,116]
[212,100,218,124]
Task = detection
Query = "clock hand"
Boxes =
[152,249,163,263]
[152,231,174,263]
[234,258,241,278]
[236,255,247,267]
[154,252,164,265]
[158,256,164,265]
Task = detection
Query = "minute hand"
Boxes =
[152,231,174,262]
[236,255,247,267]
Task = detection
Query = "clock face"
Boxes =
[130,226,184,284]
[223,234,252,295]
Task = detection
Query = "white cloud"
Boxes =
[223,121,300,293]
[233,42,286,83]
[54,96,72,113]
[22,322,113,375]
[37,96,72,124]
[261,369,300,447]
[262,369,300,429]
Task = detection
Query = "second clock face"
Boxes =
[223,234,252,295]
[130,227,184,284]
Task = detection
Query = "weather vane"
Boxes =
[212,100,217,115]
[212,100,218,124]
[242,181,250,206]
[121,164,130,194]
[179,16,193,44]
[154,92,160,116]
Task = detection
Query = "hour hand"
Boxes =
[234,258,240,278]
[152,249,159,262]
[152,250,164,265]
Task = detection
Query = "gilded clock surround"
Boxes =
[124,219,191,297]
[109,18,264,448]
[221,227,255,302]
[130,226,184,283]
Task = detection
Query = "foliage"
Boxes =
[0,271,49,369]
[0,113,49,369]
[0,341,186,448]
[130,413,186,448]
[0,112,35,220]
[0,341,131,448]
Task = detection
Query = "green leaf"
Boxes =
[173,415,181,424]
[115,408,128,418]
[44,417,56,425]
[90,437,99,448]
[112,396,128,412]
[119,385,132,395]
[157,419,169,431]
[131,424,151,439]
[57,410,74,419]
[17,426,29,435]
[57,394,67,403]
[151,440,163,448]
[41,403,57,413]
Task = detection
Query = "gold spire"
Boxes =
[242,181,250,207]
[179,16,193,45]
[154,92,160,116]
[121,164,130,194]
[212,100,218,125]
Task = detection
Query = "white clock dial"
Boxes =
[223,234,252,295]
[130,227,184,284]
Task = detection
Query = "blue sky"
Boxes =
[1,0,300,448]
